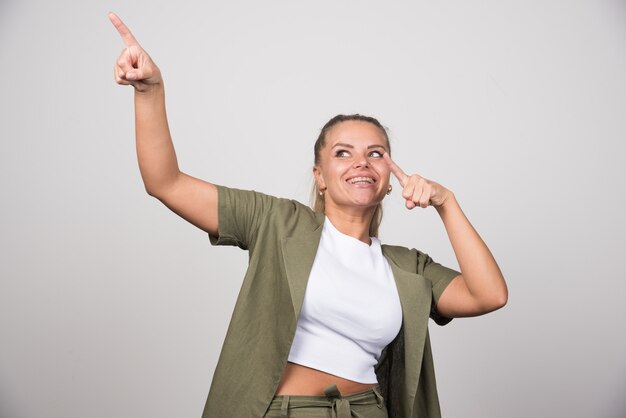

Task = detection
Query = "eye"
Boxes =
[335,149,350,157]
[369,150,383,158]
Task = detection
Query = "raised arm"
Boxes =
[109,12,218,235]
[384,152,508,317]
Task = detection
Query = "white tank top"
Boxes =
[287,217,403,383]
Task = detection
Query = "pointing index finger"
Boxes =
[383,152,408,185]
[108,12,140,47]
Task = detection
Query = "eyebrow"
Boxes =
[331,143,387,150]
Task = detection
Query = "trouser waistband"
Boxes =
[268,384,384,418]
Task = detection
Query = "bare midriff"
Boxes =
[274,362,378,396]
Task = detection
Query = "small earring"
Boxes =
[319,187,327,197]
[386,185,392,195]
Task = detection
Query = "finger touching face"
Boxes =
[383,152,408,186]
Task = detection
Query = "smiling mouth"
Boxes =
[348,177,376,184]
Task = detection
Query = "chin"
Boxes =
[330,190,384,209]
[349,196,384,208]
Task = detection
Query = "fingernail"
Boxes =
[126,72,136,80]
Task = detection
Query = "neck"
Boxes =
[324,204,376,244]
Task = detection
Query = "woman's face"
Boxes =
[314,120,391,212]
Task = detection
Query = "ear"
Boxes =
[313,165,326,190]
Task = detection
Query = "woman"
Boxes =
[110,12,507,418]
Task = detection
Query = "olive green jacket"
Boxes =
[202,186,459,418]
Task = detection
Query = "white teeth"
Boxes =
[349,177,374,184]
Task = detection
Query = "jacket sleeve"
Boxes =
[416,250,460,326]
[208,185,278,251]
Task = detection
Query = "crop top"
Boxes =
[287,217,403,383]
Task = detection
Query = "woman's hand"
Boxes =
[383,153,452,210]
[109,12,162,92]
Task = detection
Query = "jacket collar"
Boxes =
[280,212,325,322]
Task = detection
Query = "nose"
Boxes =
[353,156,369,168]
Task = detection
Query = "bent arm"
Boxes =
[383,152,507,317]
[134,85,218,235]
[435,193,508,317]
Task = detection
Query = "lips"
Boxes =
[345,172,378,186]
[348,176,375,184]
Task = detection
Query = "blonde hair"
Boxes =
[310,114,391,237]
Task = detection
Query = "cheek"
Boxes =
[327,162,350,178]
[318,165,342,185]
[373,161,391,180]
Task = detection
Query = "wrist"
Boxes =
[133,69,164,95]
[134,81,164,98]
[435,191,456,214]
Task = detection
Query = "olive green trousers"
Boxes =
[264,383,389,418]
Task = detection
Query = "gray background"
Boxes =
[1,0,625,417]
